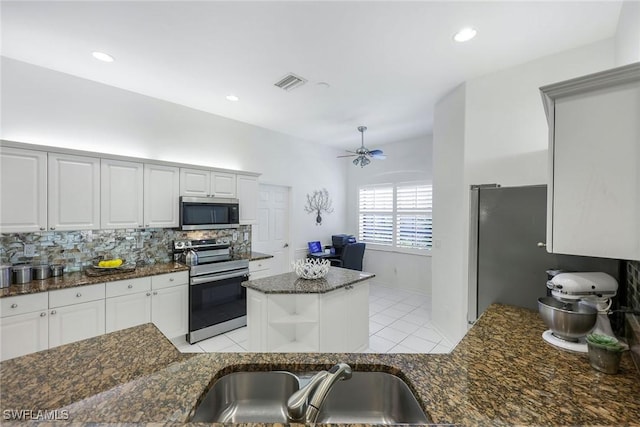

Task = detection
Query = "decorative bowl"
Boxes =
[293,258,330,279]
[537,297,597,340]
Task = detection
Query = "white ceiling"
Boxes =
[0,1,623,149]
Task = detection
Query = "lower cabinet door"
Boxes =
[346,283,369,352]
[0,311,48,361]
[151,285,188,339]
[49,300,106,348]
[105,292,152,333]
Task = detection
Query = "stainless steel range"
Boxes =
[173,239,249,344]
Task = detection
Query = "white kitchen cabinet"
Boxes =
[105,277,152,333]
[249,258,273,280]
[237,174,259,224]
[247,281,369,352]
[48,283,106,348]
[144,163,180,228]
[150,272,188,338]
[319,283,369,352]
[48,300,106,348]
[151,285,188,339]
[48,153,100,231]
[180,168,210,197]
[541,63,640,260]
[0,147,47,233]
[101,159,144,229]
[180,168,237,198]
[0,293,49,361]
[212,172,237,198]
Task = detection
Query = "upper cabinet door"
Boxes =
[179,168,210,197]
[0,147,47,233]
[101,159,144,229]
[211,172,237,198]
[541,63,640,260]
[48,153,100,231]
[236,174,258,224]
[144,164,180,228]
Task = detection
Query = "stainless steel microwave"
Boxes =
[179,197,240,230]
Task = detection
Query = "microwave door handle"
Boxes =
[190,271,249,285]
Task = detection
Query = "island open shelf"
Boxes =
[242,267,374,352]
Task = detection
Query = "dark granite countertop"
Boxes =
[242,267,375,294]
[250,252,273,261]
[0,263,189,298]
[1,304,639,425]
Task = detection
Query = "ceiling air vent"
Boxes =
[274,73,308,91]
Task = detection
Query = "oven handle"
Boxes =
[190,271,249,285]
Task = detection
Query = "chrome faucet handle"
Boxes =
[287,371,328,421]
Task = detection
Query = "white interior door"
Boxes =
[253,184,291,274]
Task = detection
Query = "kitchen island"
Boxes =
[1,304,639,425]
[243,267,375,352]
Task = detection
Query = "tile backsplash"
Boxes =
[627,260,640,311]
[0,226,251,271]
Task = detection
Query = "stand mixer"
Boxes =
[542,272,618,353]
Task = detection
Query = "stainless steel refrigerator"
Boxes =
[467,184,621,323]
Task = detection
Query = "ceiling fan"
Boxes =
[338,126,387,167]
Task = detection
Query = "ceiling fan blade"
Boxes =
[368,149,384,155]
[337,154,357,158]
[370,154,387,160]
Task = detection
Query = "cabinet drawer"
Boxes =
[152,271,188,290]
[49,283,105,308]
[106,277,151,298]
[250,258,272,272]
[1,293,48,318]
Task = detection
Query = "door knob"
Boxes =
[283,243,289,248]
[537,242,547,248]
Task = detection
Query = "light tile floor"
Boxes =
[171,283,454,354]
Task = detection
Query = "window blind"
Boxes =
[358,183,433,250]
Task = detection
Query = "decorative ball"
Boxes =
[293,258,330,279]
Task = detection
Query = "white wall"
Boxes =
[615,0,640,66]
[431,39,616,345]
[431,84,467,345]
[0,57,348,252]
[345,136,433,294]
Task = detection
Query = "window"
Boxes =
[358,183,432,251]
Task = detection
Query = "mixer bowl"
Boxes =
[538,297,597,341]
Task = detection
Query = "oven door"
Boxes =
[188,269,248,344]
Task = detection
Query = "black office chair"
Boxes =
[332,243,366,271]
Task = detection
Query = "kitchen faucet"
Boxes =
[287,363,352,423]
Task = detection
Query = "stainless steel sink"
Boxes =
[315,372,431,424]
[190,371,299,423]
[191,370,430,424]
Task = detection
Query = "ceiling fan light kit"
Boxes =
[340,125,387,168]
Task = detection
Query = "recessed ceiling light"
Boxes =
[316,82,331,89]
[226,95,239,102]
[453,27,477,43]
[92,51,114,62]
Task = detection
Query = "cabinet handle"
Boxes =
[51,310,56,315]
[40,312,46,317]
[537,242,547,248]
[76,292,82,297]
[128,284,133,289]
[139,225,143,228]
[146,292,151,296]
[145,224,149,227]
[50,227,56,230]
[153,291,158,295]
[39,227,45,231]
[10,303,17,308]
